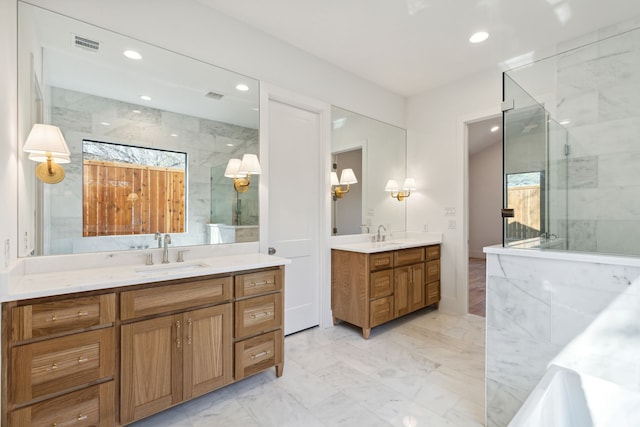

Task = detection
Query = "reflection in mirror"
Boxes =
[82,140,187,237]
[331,106,407,236]
[18,2,259,256]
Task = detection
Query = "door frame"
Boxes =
[457,107,501,314]
[258,83,333,329]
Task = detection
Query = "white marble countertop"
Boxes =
[331,231,442,254]
[484,244,640,267]
[1,252,290,302]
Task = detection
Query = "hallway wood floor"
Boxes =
[468,258,486,317]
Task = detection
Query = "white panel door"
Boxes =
[267,97,322,335]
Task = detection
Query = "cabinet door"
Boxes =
[394,263,425,317]
[120,314,182,424]
[183,304,232,400]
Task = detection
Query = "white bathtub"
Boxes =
[508,365,640,427]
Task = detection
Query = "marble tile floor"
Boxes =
[131,309,486,427]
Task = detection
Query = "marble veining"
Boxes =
[485,248,640,426]
[129,309,486,427]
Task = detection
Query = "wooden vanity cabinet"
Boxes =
[119,275,235,424]
[2,265,285,427]
[4,293,116,427]
[332,244,441,339]
[234,269,284,380]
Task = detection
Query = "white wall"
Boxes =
[469,141,502,259]
[406,68,502,313]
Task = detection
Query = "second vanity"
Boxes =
[0,250,289,426]
[331,233,442,338]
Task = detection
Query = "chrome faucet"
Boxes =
[162,234,172,264]
[154,231,162,248]
[377,225,386,242]
[361,224,370,234]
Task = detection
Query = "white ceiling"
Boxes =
[195,0,640,96]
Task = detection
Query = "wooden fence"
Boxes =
[506,185,541,239]
[83,160,185,237]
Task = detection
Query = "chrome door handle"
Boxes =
[268,247,276,255]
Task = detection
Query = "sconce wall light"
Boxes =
[225,153,261,193]
[331,168,357,199]
[23,124,71,184]
[385,177,416,201]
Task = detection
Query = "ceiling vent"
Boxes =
[205,91,224,100]
[73,34,100,52]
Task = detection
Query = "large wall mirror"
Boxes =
[331,106,407,235]
[17,2,260,257]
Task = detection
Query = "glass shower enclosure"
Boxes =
[502,27,640,257]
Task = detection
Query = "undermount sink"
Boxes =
[134,262,211,275]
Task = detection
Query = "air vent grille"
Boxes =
[205,91,224,100]
[74,35,100,52]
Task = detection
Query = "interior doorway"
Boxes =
[467,115,502,317]
[332,148,362,235]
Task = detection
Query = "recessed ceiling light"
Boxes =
[559,119,571,125]
[236,84,249,91]
[490,125,500,132]
[226,143,234,147]
[469,31,489,44]
[100,122,111,126]
[170,133,178,137]
[123,50,142,60]
[251,107,259,111]
[132,109,141,114]
[140,95,151,101]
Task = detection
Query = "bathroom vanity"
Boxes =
[0,254,287,426]
[331,235,441,338]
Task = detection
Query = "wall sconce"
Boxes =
[331,168,357,199]
[385,178,416,201]
[23,124,71,184]
[224,153,261,193]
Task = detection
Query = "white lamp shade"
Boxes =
[28,152,71,164]
[23,124,70,156]
[402,178,416,190]
[224,158,246,178]
[385,179,399,192]
[339,168,357,185]
[238,154,261,175]
[330,171,340,186]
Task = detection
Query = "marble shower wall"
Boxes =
[485,250,640,426]
[552,28,640,255]
[46,87,258,254]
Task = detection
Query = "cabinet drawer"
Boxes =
[10,381,115,427]
[12,294,115,343]
[369,269,393,299]
[426,281,440,305]
[235,269,282,299]
[426,259,440,283]
[426,245,440,260]
[235,293,283,339]
[369,252,393,271]
[369,296,394,328]
[11,328,115,405]
[394,247,425,266]
[121,276,232,320]
[234,330,283,380]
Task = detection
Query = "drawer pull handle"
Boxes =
[78,356,89,364]
[176,321,181,348]
[78,414,88,421]
[251,311,271,319]
[251,350,270,359]
[176,338,181,349]
[187,318,193,345]
[77,311,89,317]
[51,363,58,369]
[51,315,57,322]
[52,423,57,427]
